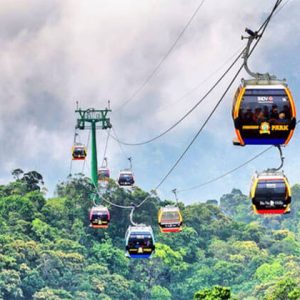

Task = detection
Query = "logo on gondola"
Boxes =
[257,96,273,103]
[259,122,271,134]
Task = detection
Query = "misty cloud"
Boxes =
[0,0,299,200]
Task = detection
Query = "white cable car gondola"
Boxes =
[98,157,110,182]
[118,157,135,186]
[125,225,155,258]
[118,170,135,186]
[98,168,110,182]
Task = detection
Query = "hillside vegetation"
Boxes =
[0,170,300,299]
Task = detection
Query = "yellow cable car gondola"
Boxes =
[232,81,296,146]
[72,143,87,160]
[158,206,183,233]
[250,171,291,215]
[232,29,296,146]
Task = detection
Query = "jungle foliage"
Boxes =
[0,170,300,299]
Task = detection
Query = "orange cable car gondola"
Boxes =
[232,81,296,146]
[232,28,296,146]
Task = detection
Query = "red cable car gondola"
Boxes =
[89,206,110,229]
[72,143,87,160]
[250,171,291,214]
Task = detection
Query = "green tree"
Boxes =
[194,286,231,300]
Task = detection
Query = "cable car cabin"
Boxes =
[89,206,110,228]
[98,168,110,182]
[118,170,135,186]
[72,144,87,160]
[125,225,155,258]
[158,206,183,233]
[232,81,296,145]
[250,172,291,214]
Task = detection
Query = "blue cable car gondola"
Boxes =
[125,225,155,258]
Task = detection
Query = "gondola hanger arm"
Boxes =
[266,145,285,172]
[172,188,179,206]
[129,204,138,226]
[242,28,276,81]
[128,157,133,170]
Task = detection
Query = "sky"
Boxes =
[0,0,299,204]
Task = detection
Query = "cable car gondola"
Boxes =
[118,170,135,186]
[232,81,296,146]
[89,206,110,228]
[98,157,110,182]
[118,157,135,186]
[158,206,183,233]
[125,225,155,258]
[250,171,291,214]
[98,168,110,182]
[72,143,87,160]
[232,29,296,146]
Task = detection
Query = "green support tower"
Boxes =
[75,107,112,187]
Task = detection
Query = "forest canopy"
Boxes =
[0,170,300,299]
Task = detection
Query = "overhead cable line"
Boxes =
[68,131,76,176]
[274,0,292,15]
[101,128,111,166]
[152,0,283,190]
[154,45,245,114]
[178,146,273,193]
[111,48,245,146]
[114,0,206,113]
[81,130,90,174]
[111,127,130,160]
[95,0,284,211]
[155,64,245,190]
[176,118,298,193]
[111,0,288,147]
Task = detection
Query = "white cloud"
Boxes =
[0,0,299,201]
